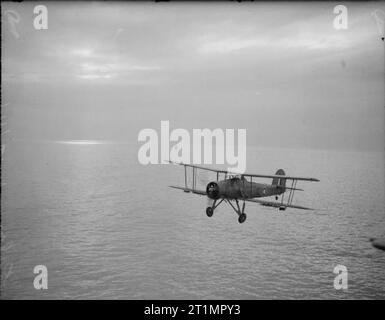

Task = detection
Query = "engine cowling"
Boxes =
[206,181,220,199]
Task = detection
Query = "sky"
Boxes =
[2,1,385,151]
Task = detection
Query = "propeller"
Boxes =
[194,172,218,207]
[206,181,220,199]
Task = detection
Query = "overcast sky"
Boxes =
[2,1,384,151]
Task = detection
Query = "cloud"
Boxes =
[70,48,95,58]
[2,2,383,151]
[196,32,355,55]
[2,40,163,84]
[75,60,162,82]
[77,74,113,80]
[197,36,268,54]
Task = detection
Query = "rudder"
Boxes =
[272,169,286,188]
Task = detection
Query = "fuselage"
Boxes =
[206,177,285,200]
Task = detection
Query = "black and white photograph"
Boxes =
[1,0,385,303]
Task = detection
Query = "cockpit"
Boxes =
[228,174,247,182]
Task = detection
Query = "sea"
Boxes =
[1,140,385,299]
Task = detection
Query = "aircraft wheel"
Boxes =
[206,207,214,217]
[238,213,247,224]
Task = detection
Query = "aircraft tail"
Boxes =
[272,169,286,188]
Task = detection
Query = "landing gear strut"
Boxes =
[227,199,247,223]
[205,198,248,223]
[205,199,224,218]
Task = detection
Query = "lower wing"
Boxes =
[245,198,314,210]
[169,185,207,196]
[169,186,314,210]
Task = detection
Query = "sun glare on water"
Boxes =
[57,140,105,145]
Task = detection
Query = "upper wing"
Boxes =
[168,161,228,174]
[168,161,320,182]
[241,173,319,182]
[245,198,314,210]
[169,185,207,196]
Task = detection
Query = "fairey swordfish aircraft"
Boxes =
[169,161,319,224]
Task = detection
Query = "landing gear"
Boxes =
[226,199,248,224]
[206,207,214,217]
[238,213,247,224]
[205,198,248,223]
[205,199,224,218]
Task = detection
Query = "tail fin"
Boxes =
[272,169,286,188]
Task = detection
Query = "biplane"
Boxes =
[169,161,319,223]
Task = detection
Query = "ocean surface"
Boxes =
[1,140,385,299]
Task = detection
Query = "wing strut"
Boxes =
[184,165,187,189]
[287,179,298,205]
